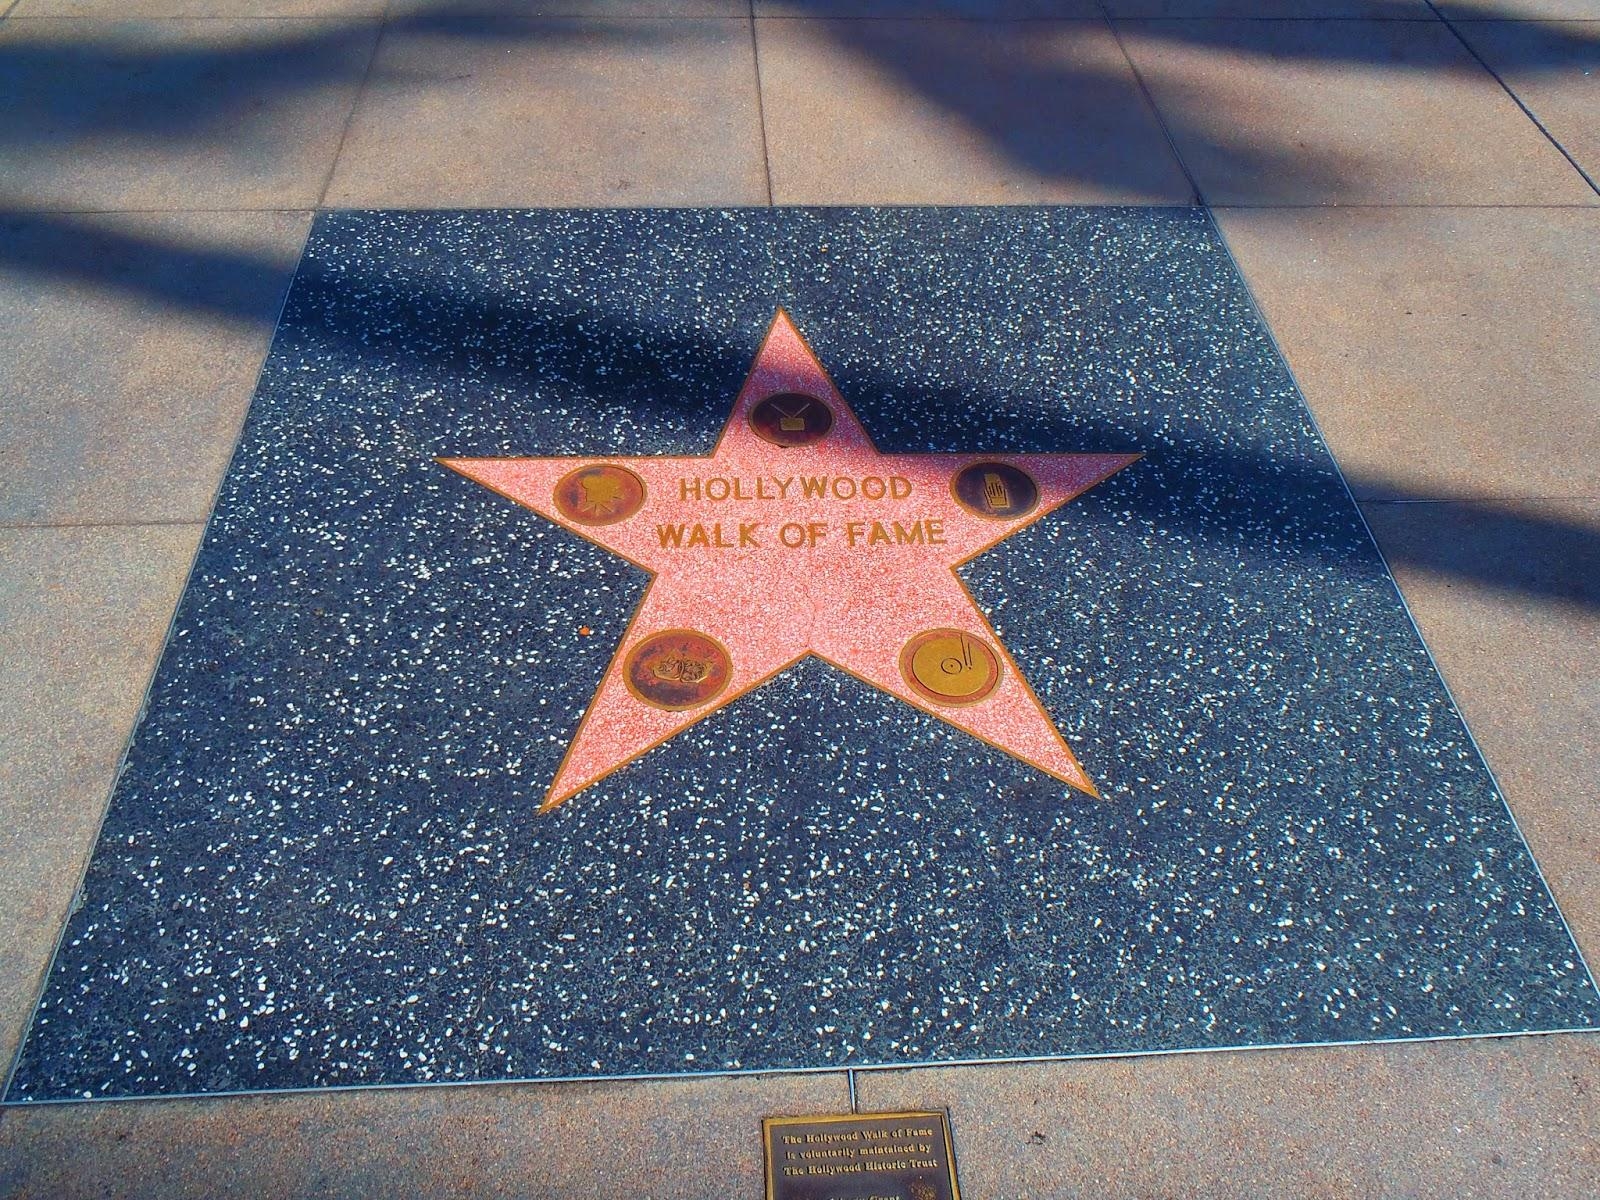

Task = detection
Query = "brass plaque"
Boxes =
[624,628,733,711]
[751,392,835,447]
[951,460,1039,520]
[553,463,647,526]
[762,1111,961,1200]
[899,629,1002,707]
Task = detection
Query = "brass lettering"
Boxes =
[763,1113,955,1200]
[844,518,946,550]
[658,522,757,550]
[678,474,911,505]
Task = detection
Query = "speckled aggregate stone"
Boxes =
[8,208,1597,1102]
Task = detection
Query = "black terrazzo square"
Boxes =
[8,207,1597,1102]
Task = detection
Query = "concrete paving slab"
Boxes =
[1362,498,1600,960]
[1106,0,1434,15]
[8,0,747,15]
[756,18,1194,204]
[1117,17,1599,205]
[1440,0,1600,18]
[11,0,387,18]
[0,210,310,526]
[384,0,747,15]
[0,524,202,1080]
[325,17,767,207]
[0,1071,850,1199]
[0,19,380,211]
[1457,18,1600,186]
[754,2,1101,17]
[1214,205,1600,503]
[854,1035,1600,1198]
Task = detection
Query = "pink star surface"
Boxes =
[442,311,1139,810]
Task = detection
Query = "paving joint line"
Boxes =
[1,12,389,21]
[1359,496,1600,506]
[1103,14,1445,21]
[1209,201,1600,210]
[1426,0,1600,200]
[11,203,1595,217]
[732,14,1446,22]
[0,12,1458,24]
[0,10,761,17]
[10,1027,1600,1109]
[0,206,318,216]
[748,4,775,207]
[0,519,207,531]
[1099,8,1205,208]
[313,2,392,211]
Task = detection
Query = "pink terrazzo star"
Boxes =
[442,311,1140,810]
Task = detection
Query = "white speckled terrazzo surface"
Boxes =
[7,207,1596,1102]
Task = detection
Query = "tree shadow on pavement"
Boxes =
[0,2,1595,606]
[3,205,1594,610]
[0,1,1593,202]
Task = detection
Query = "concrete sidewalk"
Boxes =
[1,2,1597,1196]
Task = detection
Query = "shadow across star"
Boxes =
[441,311,1140,810]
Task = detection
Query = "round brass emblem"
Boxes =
[900,628,1002,707]
[951,461,1039,520]
[624,629,733,711]
[750,392,834,447]
[554,463,647,527]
